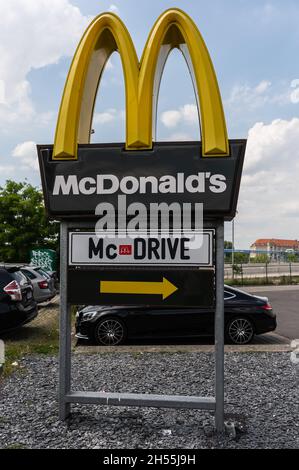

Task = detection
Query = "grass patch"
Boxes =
[2,339,59,378]
[30,343,59,355]
[4,443,28,449]
[0,306,60,379]
[131,351,144,359]
[225,275,299,287]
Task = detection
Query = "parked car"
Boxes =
[20,266,56,303]
[0,266,38,333]
[47,271,59,292]
[75,285,277,346]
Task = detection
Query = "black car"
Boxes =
[0,266,38,333]
[75,285,277,346]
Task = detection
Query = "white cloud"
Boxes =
[235,118,299,247]
[162,132,193,141]
[180,104,199,124]
[226,80,272,109]
[244,118,299,173]
[0,165,15,177]
[160,104,198,128]
[12,141,38,171]
[225,80,295,114]
[160,110,181,128]
[109,4,119,14]
[254,80,271,94]
[0,80,5,104]
[94,112,116,125]
[290,79,299,104]
[93,108,124,125]
[0,0,91,126]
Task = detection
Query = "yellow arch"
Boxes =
[53,9,229,160]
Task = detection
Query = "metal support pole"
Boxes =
[215,221,225,432]
[59,221,72,420]
[232,218,235,279]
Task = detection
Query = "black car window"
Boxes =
[224,290,236,300]
[22,269,36,280]
[35,268,50,279]
[224,285,255,299]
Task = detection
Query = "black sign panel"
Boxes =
[67,268,215,307]
[38,140,246,221]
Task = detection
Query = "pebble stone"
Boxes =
[0,352,298,449]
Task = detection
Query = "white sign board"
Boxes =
[69,230,214,267]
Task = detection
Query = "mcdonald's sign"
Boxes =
[38,8,246,220]
[40,9,245,425]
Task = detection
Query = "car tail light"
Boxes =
[3,280,22,301]
[38,280,48,289]
[261,302,272,311]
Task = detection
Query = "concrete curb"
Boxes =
[74,334,291,355]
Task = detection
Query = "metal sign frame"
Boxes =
[59,219,225,432]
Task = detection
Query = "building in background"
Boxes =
[250,239,299,262]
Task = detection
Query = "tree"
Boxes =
[250,254,269,263]
[224,240,233,263]
[0,180,59,263]
[234,252,250,264]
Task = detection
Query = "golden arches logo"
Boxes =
[53,8,229,160]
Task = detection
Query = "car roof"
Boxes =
[22,266,48,274]
[0,264,24,273]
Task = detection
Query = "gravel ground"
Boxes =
[0,352,298,449]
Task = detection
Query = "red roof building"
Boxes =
[250,239,299,260]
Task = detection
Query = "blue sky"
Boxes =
[0,0,299,247]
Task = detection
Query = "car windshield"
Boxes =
[35,268,50,279]
[22,269,36,280]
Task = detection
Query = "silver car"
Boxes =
[21,266,56,304]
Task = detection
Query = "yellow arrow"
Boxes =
[100,277,178,300]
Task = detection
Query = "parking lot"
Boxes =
[1,283,297,348]
[243,285,299,340]
[1,285,297,375]
[2,286,296,358]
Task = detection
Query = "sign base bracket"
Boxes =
[65,391,216,410]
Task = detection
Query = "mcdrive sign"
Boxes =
[69,230,214,267]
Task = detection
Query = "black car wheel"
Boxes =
[226,317,254,345]
[94,318,126,346]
